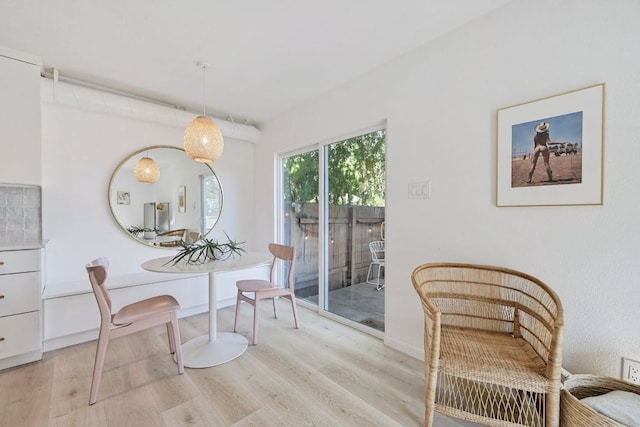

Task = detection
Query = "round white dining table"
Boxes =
[141,251,271,368]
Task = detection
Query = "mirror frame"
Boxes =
[108,145,223,248]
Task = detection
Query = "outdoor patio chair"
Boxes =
[366,240,385,290]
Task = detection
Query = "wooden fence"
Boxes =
[283,203,385,297]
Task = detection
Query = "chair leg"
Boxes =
[546,389,560,427]
[366,263,374,284]
[169,311,184,375]
[89,330,110,405]
[272,297,278,318]
[233,291,242,333]
[424,325,440,427]
[252,297,260,345]
[376,265,385,290]
[289,295,300,329]
[166,322,176,354]
[424,373,437,427]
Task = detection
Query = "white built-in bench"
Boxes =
[42,264,270,351]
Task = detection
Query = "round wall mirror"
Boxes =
[108,145,223,248]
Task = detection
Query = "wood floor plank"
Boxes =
[0,359,53,427]
[319,359,424,426]
[148,369,201,412]
[48,400,109,427]
[101,385,167,427]
[230,403,301,427]
[161,394,227,426]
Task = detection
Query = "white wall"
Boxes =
[0,48,41,186]
[41,103,257,287]
[255,0,640,378]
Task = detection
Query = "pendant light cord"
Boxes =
[199,61,210,117]
[202,64,206,116]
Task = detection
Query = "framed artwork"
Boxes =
[116,191,130,205]
[178,186,186,213]
[496,83,604,207]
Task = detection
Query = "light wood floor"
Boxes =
[0,300,479,427]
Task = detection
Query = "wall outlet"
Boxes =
[622,357,640,384]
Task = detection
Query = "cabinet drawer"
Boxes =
[0,250,40,275]
[0,311,41,359]
[0,272,40,317]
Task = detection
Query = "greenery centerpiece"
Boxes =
[165,232,246,265]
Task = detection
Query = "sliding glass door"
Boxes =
[281,148,320,303]
[280,127,386,332]
[324,130,386,331]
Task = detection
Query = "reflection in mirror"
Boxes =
[109,146,223,248]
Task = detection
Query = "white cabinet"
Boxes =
[0,248,43,369]
[0,46,42,186]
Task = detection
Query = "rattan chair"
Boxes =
[412,263,564,427]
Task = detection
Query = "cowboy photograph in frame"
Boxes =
[496,83,604,207]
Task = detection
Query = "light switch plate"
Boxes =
[408,181,430,199]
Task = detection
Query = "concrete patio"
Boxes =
[303,280,385,332]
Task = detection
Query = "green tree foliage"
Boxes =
[283,149,319,204]
[283,129,385,207]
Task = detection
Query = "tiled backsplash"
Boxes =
[0,184,42,243]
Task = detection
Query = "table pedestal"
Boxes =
[180,333,247,368]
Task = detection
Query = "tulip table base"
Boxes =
[178,333,248,368]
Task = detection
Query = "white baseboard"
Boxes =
[43,330,98,352]
[0,349,42,371]
[384,335,424,361]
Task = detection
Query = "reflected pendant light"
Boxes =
[134,156,160,184]
[184,62,224,163]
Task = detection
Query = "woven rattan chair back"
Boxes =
[412,263,564,427]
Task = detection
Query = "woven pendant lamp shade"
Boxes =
[134,157,160,184]
[183,116,224,163]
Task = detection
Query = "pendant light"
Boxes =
[184,62,224,163]
[134,155,160,184]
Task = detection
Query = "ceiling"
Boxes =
[0,0,510,126]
